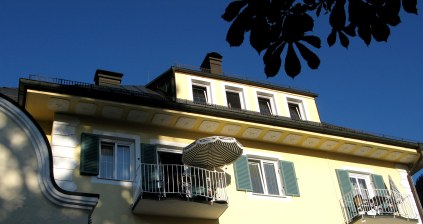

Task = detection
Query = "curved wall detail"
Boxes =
[0,94,98,223]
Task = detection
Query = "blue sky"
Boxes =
[1,1,422,171]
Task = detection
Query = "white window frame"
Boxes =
[224,86,246,109]
[247,157,284,196]
[286,97,307,120]
[98,138,135,181]
[190,79,214,104]
[348,172,375,199]
[256,92,277,115]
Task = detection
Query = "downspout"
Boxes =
[408,143,423,221]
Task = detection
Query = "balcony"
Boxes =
[339,188,419,224]
[132,163,228,219]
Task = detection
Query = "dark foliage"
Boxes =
[222,0,418,78]
[416,174,423,206]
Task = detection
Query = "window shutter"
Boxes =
[372,174,387,196]
[234,155,253,192]
[279,160,300,196]
[336,169,356,221]
[335,169,352,196]
[371,174,386,189]
[80,133,99,175]
[141,143,157,164]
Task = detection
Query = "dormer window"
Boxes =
[192,85,208,104]
[286,98,306,120]
[225,86,245,110]
[288,103,302,120]
[258,97,273,115]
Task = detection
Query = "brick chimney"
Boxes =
[200,52,223,75]
[94,69,123,86]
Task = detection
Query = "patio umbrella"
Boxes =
[182,136,243,168]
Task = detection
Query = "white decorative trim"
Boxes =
[90,177,133,187]
[150,139,189,148]
[243,149,284,160]
[0,96,98,211]
[340,166,375,174]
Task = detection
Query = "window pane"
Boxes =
[258,97,272,115]
[192,85,208,104]
[263,163,279,195]
[288,103,301,120]
[226,91,241,109]
[248,162,264,194]
[116,145,131,180]
[100,142,114,179]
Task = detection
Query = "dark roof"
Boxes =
[19,76,419,149]
[146,65,319,98]
[0,87,18,102]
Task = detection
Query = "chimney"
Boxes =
[200,52,223,75]
[94,69,123,86]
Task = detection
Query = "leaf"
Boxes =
[329,0,346,30]
[264,43,285,77]
[225,7,253,47]
[222,1,248,22]
[301,35,321,48]
[250,16,271,54]
[344,23,357,36]
[358,24,372,46]
[295,42,320,69]
[372,20,390,42]
[380,0,402,26]
[338,31,349,48]
[402,0,418,14]
[285,43,301,78]
[327,29,337,47]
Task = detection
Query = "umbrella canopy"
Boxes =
[182,136,243,168]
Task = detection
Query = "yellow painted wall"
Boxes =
[67,115,413,224]
[174,72,321,122]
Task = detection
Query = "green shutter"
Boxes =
[141,143,157,164]
[336,169,356,221]
[279,160,300,196]
[372,174,386,189]
[336,169,353,196]
[372,174,387,196]
[80,133,99,175]
[234,155,253,192]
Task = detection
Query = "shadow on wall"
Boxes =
[0,95,91,223]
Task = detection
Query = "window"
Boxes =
[349,173,373,199]
[99,141,132,181]
[248,159,281,195]
[288,103,302,120]
[80,133,136,182]
[258,97,273,115]
[192,85,208,104]
[286,98,306,120]
[225,91,241,110]
[234,155,300,197]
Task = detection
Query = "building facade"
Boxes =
[2,53,423,223]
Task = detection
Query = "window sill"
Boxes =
[91,177,133,187]
[247,192,292,202]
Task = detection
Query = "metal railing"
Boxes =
[339,188,418,223]
[133,163,228,204]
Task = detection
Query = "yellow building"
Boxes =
[1,52,423,224]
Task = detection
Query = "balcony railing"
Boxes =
[339,188,418,223]
[133,163,228,204]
